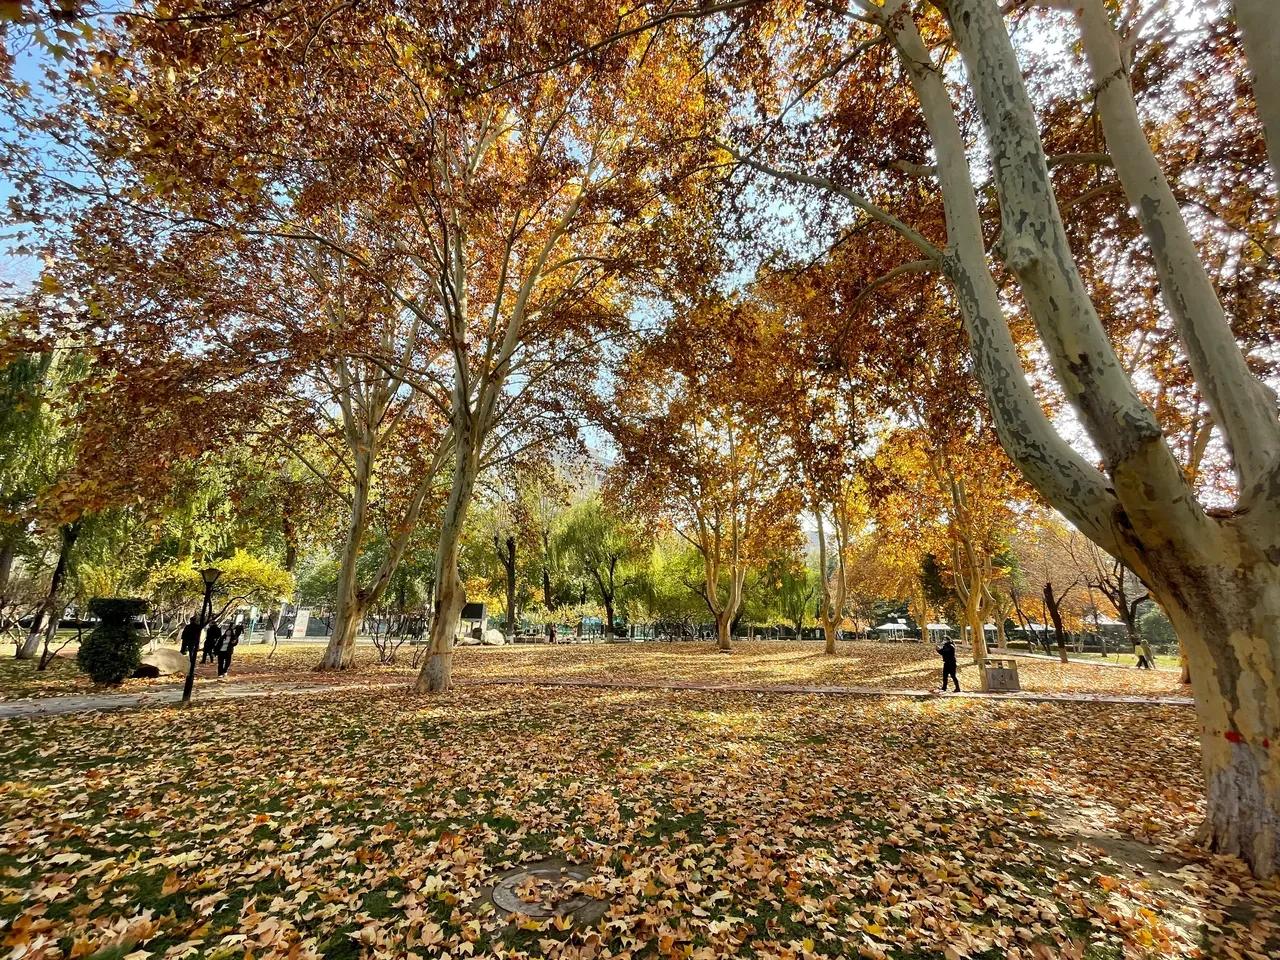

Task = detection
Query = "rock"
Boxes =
[482,629,507,646]
[139,647,189,676]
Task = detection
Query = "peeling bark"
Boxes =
[887,8,1124,556]
[1233,0,1280,199]
[1077,0,1280,488]
[1156,536,1280,877]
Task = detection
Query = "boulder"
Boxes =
[139,646,190,676]
[482,628,507,646]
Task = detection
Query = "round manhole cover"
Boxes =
[486,859,606,926]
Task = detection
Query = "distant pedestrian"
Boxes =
[1135,643,1151,670]
[216,623,239,677]
[179,615,202,656]
[936,635,960,692]
[202,621,222,664]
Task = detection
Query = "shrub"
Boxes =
[77,597,148,685]
[1138,604,1178,652]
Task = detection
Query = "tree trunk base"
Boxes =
[416,650,453,693]
[315,644,355,671]
[1198,742,1279,878]
[16,632,41,660]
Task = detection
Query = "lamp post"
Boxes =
[182,566,222,704]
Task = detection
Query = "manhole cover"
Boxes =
[485,859,606,926]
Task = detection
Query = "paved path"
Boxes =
[473,676,1195,707]
[993,649,1180,672]
[0,678,404,720]
[0,674,1193,720]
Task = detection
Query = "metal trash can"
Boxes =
[981,657,1021,692]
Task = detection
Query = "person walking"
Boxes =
[216,622,239,677]
[179,615,202,656]
[1135,642,1151,670]
[202,620,222,664]
[936,635,960,692]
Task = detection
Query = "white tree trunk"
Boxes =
[943,0,1280,875]
[815,509,843,655]
[715,611,733,652]
[415,416,481,694]
[1077,0,1280,487]
[1158,535,1280,877]
[948,0,1178,490]
[886,7,1123,555]
[1233,0,1280,200]
[17,617,44,660]
[318,448,373,671]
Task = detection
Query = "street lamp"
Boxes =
[182,566,222,704]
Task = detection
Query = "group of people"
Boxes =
[179,617,244,677]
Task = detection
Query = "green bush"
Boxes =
[77,597,148,685]
[1138,604,1178,652]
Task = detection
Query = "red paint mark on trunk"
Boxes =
[1224,730,1244,743]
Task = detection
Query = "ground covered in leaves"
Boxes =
[0,640,1187,703]
[455,643,1188,699]
[2,682,1276,960]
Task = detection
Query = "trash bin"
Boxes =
[981,657,1021,692]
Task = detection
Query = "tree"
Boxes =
[775,557,816,640]
[687,0,1280,873]
[145,551,293,624]
[1087,545,1158,673]
[751,268,872,654]
[17,2,718,692]
[627,536,708,634]
[560,496,644,640]
[604,300,803,651]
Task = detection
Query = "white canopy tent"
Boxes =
[872,621,909,640]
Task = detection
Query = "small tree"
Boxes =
[146,551,293,627]
[77,597,146,685]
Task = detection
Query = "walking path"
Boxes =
[994,649,1179,672]
[474,676,1195,707]
[0,672,1194,720]
[0,677,405,719]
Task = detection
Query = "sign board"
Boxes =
[460,602,486,622]
[290,607,311,640]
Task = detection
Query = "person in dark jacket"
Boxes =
[180,615,202,656]
[936,635,960,692]
[216,623,240,677]
[202,621,223,664]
